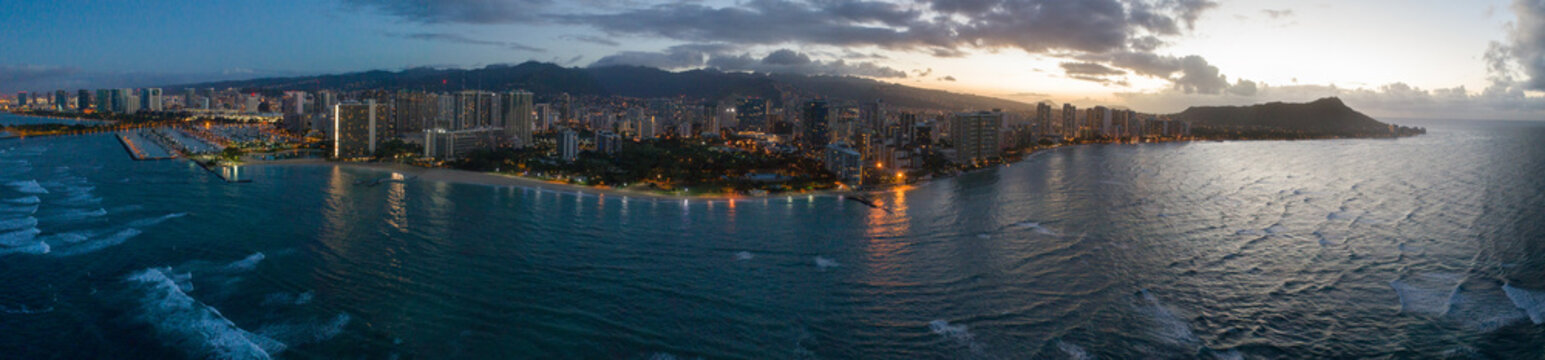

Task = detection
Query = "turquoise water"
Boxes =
[0,116,1542,359]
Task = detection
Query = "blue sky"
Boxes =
[2,0,1542,119]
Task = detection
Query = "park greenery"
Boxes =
[452,135,839,195]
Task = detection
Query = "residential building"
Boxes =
[333,100,392,159]
[557,128,579,162]
[950,110,1004,164]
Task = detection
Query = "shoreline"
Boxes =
[245,158,854,201]
[0,110,115,125]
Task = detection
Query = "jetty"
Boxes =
[115,131,178,160]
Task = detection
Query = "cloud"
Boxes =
[706,49,909,78]
[590,44,713,69]
[341,0,551,24]
[0,65,79,88]
[939,76,957,81]
[561,0,1220,58]
[1118,82,1545,120]
[1261,9,1294,19]
[1060,62,1127,76]
[1494,0,1545,90]
[387,32,545,52]
[563,34,620,47]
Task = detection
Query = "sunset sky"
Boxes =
[3,0,1542,119]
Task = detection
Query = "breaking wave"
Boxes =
[1502,284,1545,324]
[6,180,48,194]
[127,212,187,228]
[0,227,41,247]
[52,228,142,257]
[814,256,840,270]
[225,253,266,272]
[4,196,40,204]
[125,267,283,359]
[0,216,36,231]
[928,319,984,354]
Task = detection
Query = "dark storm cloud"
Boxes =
[1060,62,1127,76]
[388,32,545,52]
[704,49,909,78]
[563,0,1219,56]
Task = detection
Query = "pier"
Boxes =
[115,131,178,160]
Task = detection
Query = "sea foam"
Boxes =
[225,253,266,272]
[52,228,142,256]
[128,212,188,228]
[928,319,984,354]
[814,256,840,270]
[5,196,40,205]
[126,267,282,359]
[0,216,36,231]
[1503,284,1545,324]
[0,227,41,247]
[6,180,48,194]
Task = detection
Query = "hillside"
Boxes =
[169,62,1033,112]
[1173,97,1425,138]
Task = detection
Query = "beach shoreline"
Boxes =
[246,158,855,201]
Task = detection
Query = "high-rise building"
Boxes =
[54,90,69,111]
[184,88,198,109]
[96,89,112,113]
[283,91,307,115]
[861,99,886,131]
[557,128,579,162]
[501,90,534,147]
[425,128,502,160]
[77,90,90,112]
[595,131,622,154]
[950,110,1004,164]
[802,100,830,151]
[735,97,768,131]
[1035,103,1054,136]
[244,94,261,113]
[141,88,162,112]
[1061,104,1078,139]
[333,100,392,159]
[16,92,28,107]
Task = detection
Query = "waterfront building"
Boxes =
[1061,104,1078,140]
[558,128,579,163]
[950,110,1004,164]
[1036,102,1054,137]
[824,143,863,185]
[333,100,392,159]
[424,127,502,160]
[502,90,534,147]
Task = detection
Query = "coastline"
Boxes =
[0,110,114,125]
[246,158,854,201]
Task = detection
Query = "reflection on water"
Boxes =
[0,121,1543,359]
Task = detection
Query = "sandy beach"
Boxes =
[246,158,853,201]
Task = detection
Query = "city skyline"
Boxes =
[2,0,1543,119]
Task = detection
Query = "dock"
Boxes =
[116,131,178,160]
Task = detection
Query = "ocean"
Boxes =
[1,115,1542,359]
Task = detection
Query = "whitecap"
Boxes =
[4,196,39,205]
[52,228,142,256]
[734,251,754,261]
[0,240,49,256]
[814,256,840,270]
[125,267,283,359]
[0,216,36,231]
[976,233,991,239]
[5,180,48,194]
[0,204,38,215]
[1390,272,1462,315]
[225,253,266,272]
[1445,281,1528,331]
[0,227,41,247]
[1503,284,1545,324]
[1134,289,1199,346]
[39,230,93,245]
[1054,339,1093,360]
[928,319,984,354]
[128,212,187,228]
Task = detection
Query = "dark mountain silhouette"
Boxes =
[169,62,1033,112]
[1172,97,1424,138]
